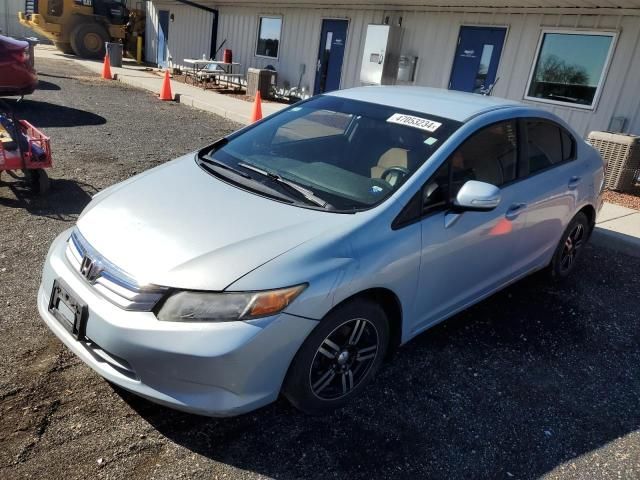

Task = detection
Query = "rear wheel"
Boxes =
[283,298,389,415]
[548,212,589,280]
[70,23,109,59]
[53,41,74,55]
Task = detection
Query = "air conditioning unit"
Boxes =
[587,131,640,193]
[246,68,277,99]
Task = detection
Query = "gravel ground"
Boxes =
[603,190,640,211]
[1,57,640,480]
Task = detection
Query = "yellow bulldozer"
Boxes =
[18,0,144,59]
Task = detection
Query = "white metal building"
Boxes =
[146,0,640,137]
[1,0,42,38]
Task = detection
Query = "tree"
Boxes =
[536,54,589,85]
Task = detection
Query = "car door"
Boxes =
[517,119,581,269]
[411,120,532,334]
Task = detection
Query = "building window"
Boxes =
[256,16,282,59]
[525,31,616,109]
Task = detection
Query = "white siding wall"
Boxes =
[148,1,640,136]
[1,0,46,39]
[394,10,640,136]
[216,5,383,94]
[215,5,640,136]
[145,1,214,69]
[145,1,157,64]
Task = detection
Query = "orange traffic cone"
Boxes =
[251,91,263,122]
[102,53,112,80]
[159,70,173,101]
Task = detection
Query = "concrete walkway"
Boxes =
[35,45,287,125]
[593,202,640,258]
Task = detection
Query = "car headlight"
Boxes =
[156,285,307,322]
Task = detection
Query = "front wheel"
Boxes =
[283,298,389,415]
[548,212,590,280]
[54,41,75,55]
[70,23,109,59]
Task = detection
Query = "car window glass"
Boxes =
[208,95,462,211]
[527,120,564,173]
[560,128,575,162]
[423,160,450,213]
[272,110,353,143]
[448,120,517,198]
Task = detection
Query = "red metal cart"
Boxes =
[0,111,52,195]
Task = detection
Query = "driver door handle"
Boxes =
[505,203,527,220]
[568,176,581,190]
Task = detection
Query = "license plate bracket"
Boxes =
[48,279,88,340]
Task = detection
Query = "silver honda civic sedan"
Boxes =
[38,87,604,416]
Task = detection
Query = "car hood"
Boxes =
[76,155,352,290]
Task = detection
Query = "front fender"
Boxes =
[226,236,359,321]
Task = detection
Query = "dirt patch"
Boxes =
[603,189,640,210]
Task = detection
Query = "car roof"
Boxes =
[326,86,525,123]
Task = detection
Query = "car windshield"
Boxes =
[199,95,462,211]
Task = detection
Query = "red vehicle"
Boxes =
[0,35,38,97]
[0,106,52,194]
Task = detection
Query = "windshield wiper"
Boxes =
[238,162,332,209]
[199,156,251,178]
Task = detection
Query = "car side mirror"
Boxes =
[453,180,501,212]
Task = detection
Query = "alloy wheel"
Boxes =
[560,223,585,273]
[309,318,379,400]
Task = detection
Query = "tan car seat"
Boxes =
[371,148,409,179]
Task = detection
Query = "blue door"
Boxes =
[157,10,170,68]
[449,26,506,94]
[314,19,348,95]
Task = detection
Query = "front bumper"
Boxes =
[0,70,37,97]
[38,229,318,416]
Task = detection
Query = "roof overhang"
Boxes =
[185,0,640,14]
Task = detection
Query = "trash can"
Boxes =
[246,68,277,99]
[105,42,123,68]
[24,37,38,69]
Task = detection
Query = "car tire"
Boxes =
[54,41,75,55]
[548,212,590,280]
[70,23,109,59]
[283,298,389,415]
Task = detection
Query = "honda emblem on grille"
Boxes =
[80,255,101,282]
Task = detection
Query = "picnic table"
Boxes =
[183,59,243,89]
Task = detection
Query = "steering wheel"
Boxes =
[381,166,410,187]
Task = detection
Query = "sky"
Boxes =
[260,17,282,41]
[539,33,613,86]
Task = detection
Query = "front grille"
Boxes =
[65,229,168,311]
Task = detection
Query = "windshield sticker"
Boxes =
[387,113,442,132]
[424,137,438,146]
[370,185,384,194]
